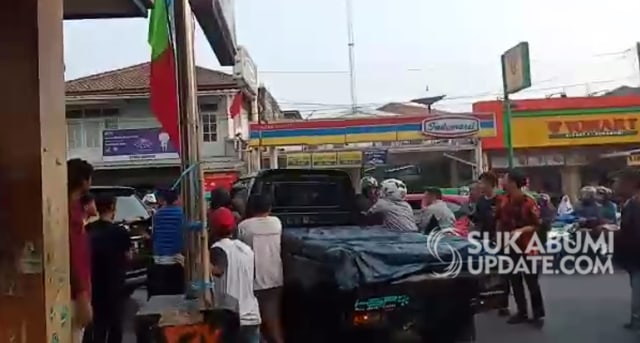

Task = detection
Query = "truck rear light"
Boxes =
[352,312,382,326]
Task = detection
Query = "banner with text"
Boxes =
[102,128,179,162]
[286,153,312,168]
[511,113,640,148]
[285,151,363,168]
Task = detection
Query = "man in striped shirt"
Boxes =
[148,189,185,296]
[366,178,418,232]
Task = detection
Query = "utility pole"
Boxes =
[346,0,357,114]
[174,0,209,304]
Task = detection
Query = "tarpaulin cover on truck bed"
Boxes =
[282,226,484,290]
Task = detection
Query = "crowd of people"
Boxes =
[67,158,133,343]
[355,168,640,333]
[64,156,640,342]
[66,156,286,343]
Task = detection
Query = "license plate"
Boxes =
[354,295,410,312]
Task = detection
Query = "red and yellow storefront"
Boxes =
[474,95,640,200]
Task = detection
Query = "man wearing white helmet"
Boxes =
[365,178,418,232]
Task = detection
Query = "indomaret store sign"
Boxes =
[546,117,638,139]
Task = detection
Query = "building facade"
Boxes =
[65,62,281,189]
[474,95,640,200]
[248,112,497,190]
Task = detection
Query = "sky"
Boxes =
[64,0,640,115]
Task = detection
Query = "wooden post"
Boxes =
[0,0,69,342]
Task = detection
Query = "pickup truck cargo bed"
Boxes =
[283,226,482,290]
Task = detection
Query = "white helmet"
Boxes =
[380,178,408,201]
[359,176,379,193]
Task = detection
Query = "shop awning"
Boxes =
[600,149,640,159]
[63,0,237,66]
[64,0,149,19]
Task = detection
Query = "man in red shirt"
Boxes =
[67,158,94,342]
[496,169,545,325]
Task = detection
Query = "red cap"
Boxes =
[210,207,236,235]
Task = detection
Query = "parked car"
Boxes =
[90,186,152,293]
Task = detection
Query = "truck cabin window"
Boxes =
[266,181,345,208]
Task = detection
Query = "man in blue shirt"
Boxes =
[148,189,185,296]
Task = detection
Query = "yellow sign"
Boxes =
[286,153,311,168]
[511,114,640,148]
[312,152,337,168]
[337,151,363,166]
[628,154,640,166]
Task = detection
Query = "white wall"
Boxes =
[67,95,248,168]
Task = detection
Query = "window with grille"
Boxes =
[200,104,219,142]
[84,121,101,148]
[202,113,218,142]
[67,122,82,149]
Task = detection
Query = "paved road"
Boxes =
[123,272,638,342]
[476,272,638,343]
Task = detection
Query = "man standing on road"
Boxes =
[239,194,285,343]
[67,158,94,342]
[474,172,510,317]
[148,189,185,296]
[210,207,261,342]
[496,169,545,325]
[84,195,132,343]
[612,168,640,333]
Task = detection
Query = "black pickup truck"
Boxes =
[231,169,507,343]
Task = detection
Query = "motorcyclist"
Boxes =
[596,186,617,224]
[365,178,418,232]
[574,186,604,228]
[356,176,384,225]
[356,176,379,211]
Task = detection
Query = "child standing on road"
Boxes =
[210,207,261,343]
[239,194,285,343]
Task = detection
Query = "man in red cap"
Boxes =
[209,207,262,342]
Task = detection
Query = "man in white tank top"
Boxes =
[210,207,261,343]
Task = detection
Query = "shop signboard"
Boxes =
[286,153,311,168]
[501,42,532,94]
[336,151,363,167]
[312,152,338,168]
[363,149,388,165]
[421,115,480,138]
[102,128,178,162]
[511,114,640,148]
[233,46,258,94]
[203,173,238,192]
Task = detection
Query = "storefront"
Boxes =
[249,113,497,192]
[283,150,364,187]
[474,95,640,201]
